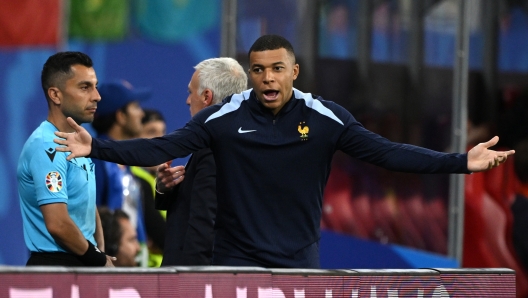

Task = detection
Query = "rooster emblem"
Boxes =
[298,122,309,140]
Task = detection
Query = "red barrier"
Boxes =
[0,266,515,297]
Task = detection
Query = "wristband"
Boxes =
[154,178,165,195]
[77,240,107,266]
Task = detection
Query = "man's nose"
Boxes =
[94,88,101,102]
[263,69,274,83]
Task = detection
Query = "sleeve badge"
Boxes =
[45,172,63,192]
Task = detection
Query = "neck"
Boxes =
[47,111,77,133]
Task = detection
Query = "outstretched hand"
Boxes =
[467,136,515,172]
[54,117,93,161]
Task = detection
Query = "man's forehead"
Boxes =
[189,70,200,86]
[249,48,294,65]
[66,65,97,84]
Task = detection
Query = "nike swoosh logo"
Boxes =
[238,127,257,134]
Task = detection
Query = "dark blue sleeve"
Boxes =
[331,103,470,174]
[90,116,212,167]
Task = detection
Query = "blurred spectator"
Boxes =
[131,109,167,267]
[319,1,352,59]
[99,207,141,267]
[91,79,150,266]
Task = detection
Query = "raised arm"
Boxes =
[55,116,211,167]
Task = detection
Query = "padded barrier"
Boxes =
[0,266,515,297]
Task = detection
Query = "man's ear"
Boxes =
[292,64,300,80]
[115,109,127,126]
[48,87,61,105]
[203,89,214,107]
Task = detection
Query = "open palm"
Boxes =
[54,117,93,161]
[467,136,515,172]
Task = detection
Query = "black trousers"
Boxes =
[26,252,84,266]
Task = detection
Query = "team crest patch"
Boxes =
[298,122,309,141]
[45,172,63,193]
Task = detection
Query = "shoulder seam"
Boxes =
[293,88,344,125]
[205,89,252,123]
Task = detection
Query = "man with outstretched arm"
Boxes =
[55,35,514,269]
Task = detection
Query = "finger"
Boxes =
[66,117,82,132]
[167,172,183,182]
[54,138,68,145]
[54,131,68,139]
[161,175,174,185]
[166,160,173,167]
[165,181,177,188]
[55,145,70,151]
[172,175,184,186]
[157,163,168,172]
[66,153,75,161]
[505,150,515,156]
[165,174,184,186]
[172,169,185,177]
[172,165,185,171]
[161,168,179,177]
[480,136,499,149]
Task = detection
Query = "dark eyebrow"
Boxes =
[251,61,286,68]
[78,80,95,87]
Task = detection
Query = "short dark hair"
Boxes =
[98,207,130,256]
[514,140,528,184]
[142,109,165,125]
[41,51,93,100]
[248,35,296,63]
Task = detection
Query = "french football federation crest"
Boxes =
[45,172,63,192]
[298,122,309,141]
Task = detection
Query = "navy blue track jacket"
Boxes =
[90,88,470,268]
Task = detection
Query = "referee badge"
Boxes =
[45,172,63,192]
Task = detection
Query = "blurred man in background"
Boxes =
[131,109,167,267]
[91,80,150,266]
[99,207,141,267]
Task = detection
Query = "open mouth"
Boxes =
[263,90,279,101]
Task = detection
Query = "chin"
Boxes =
[265,102,281,109]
